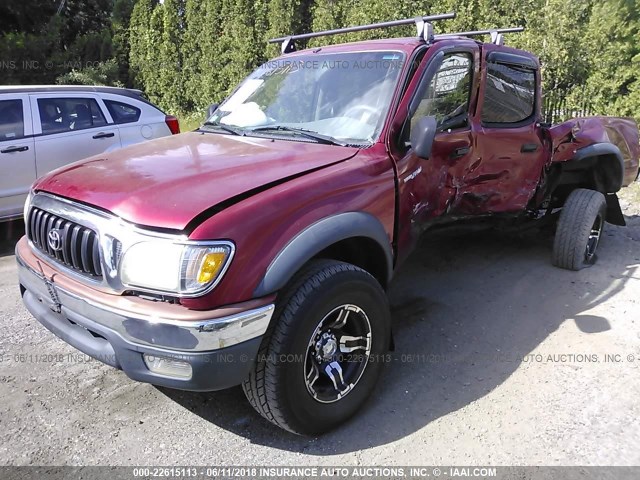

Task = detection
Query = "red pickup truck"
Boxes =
[16,14,640,435]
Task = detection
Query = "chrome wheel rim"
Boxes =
[304,304,372,404]
[585,215,603,262]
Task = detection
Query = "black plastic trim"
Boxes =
[486,51,538,68]
[254,212,393,296]
[573,143,625,192]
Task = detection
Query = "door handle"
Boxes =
[450,146,470,159]
[0,145,29,153]
[521,143,539,153]
[92,132,115,139]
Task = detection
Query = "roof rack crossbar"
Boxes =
[435,27,524,40]
[270,12,456,53]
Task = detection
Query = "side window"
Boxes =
[38,97,107,134]
[104,100,141,124]
[0,99,25,141]
[411,53,473,131]
[481,63,536,124]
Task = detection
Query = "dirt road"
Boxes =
[1,185,638,466]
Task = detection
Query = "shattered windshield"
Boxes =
[204,50,405,145]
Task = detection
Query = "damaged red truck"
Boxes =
[16,14,640,435]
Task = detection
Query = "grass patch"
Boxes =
[178,111,206,132]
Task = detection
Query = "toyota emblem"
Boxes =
[47,229,63,252]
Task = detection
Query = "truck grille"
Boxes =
[27,207,103,279]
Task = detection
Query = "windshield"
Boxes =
[204,50,405,145]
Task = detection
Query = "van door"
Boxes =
[30,94,121,177]
[0,95,36,219]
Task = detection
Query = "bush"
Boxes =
[56,58,124,87]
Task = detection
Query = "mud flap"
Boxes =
[605,193,625,226]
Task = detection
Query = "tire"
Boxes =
[552,188,607,271]
[242,259,391,435]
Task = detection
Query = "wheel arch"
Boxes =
[253,212,393,297]
[562,143,625,194]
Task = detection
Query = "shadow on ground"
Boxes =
[160,219,639,454]
[0,220,25,257]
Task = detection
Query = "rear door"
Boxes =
[30,93,121,176]
[0,95,36,219]
[100,95,171,147]
[470,47,547,212]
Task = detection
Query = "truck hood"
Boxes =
[34,131,359,231]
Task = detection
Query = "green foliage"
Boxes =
[154,0,187,113]
[129,0,159,94]
[179,110,207,132]
[0,0,59,35]
[57,0,114,48]
[583,0,640,118]
[2,0,639,122]
[0,17,66,84]
[111,0,136,86]
[56,58,124,87]
[0,0,133,86]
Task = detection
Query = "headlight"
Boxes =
[120,241,234,296]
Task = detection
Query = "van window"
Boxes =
[0,99,24,141]
[481,63,536,124]
[104,100,141,124]
[38,98,107,134]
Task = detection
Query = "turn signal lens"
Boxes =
[180,244,234,294]
[197,252,227,283]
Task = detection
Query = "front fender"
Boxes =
[253,212,393,297]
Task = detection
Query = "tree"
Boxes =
[57,0,115,49]
[181,0,206,109]
[583,0,640,119]
[0,0,58,35]
[265,0,314,57]
[154,0,187,112]
[3,0,638,121]
[112,0,136,86]
[129,0,158,95]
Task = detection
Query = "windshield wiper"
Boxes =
[250,125,346,146]
[201,122,244,136]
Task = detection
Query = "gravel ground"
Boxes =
[0,184,639,467]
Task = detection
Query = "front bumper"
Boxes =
[16,238,274,391]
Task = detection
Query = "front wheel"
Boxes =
[552,188,607,270]
[242,260,390,435]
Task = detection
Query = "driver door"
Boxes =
[389,45,480,259]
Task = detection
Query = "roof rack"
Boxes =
[436,27,525,46]
[269,13,456,54]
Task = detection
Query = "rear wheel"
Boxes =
[242,259,390,435]
[552,188,607,270]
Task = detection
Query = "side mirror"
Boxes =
[207,103,219,118]
[410,116,437,159]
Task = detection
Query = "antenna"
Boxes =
[269,13,457,54]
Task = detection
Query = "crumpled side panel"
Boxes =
[549,117,640,186]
